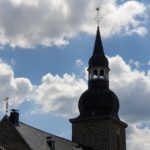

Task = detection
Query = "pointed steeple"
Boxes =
[88,26,109,69]
[93,26,104,56]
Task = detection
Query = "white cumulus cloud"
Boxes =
[0,60,33,110]
[31,73,87,117]
[0,0,147,48]
[129,59,141,68]
[109,55,150,123]
[127,125,150,150]
[75,59,84,67]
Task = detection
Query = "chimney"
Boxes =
[9,109,19,126]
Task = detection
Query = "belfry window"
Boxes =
[100,70,104,79]
[93,70,98,79]
[89,69,108,80]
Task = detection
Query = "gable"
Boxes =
[0,116,31,150]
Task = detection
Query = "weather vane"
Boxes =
[95,7,102,27]
[4,97,9,115]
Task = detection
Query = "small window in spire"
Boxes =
[93,70,98,79]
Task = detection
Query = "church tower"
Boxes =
[70,10,127,150]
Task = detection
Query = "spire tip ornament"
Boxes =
[95,7,102,27]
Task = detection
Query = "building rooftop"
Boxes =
[16,121,77,150]
[0,113,92,150]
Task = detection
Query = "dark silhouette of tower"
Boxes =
[70,26,127,150]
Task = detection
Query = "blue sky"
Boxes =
[0,0,150,149]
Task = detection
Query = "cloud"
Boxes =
[75,59,84,67]
[127,124,150,150]
[0,61,87,117]
[0,59,33,109]
[147,60,150,66]
[109,55,150,123]
[31,73,87,117]
[128,59,141,69]
[0,0,147,48]
[127,27,148,36]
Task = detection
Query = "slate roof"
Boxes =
[16,122,78,150]
[0,116,83,150]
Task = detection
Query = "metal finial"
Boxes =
[95,7,102,27]
[4,97,9,115]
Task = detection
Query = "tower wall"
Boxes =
[71,118,127,150]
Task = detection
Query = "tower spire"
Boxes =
[88,8,108,70]
[93,26,104,56]
[94,7,104,55]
